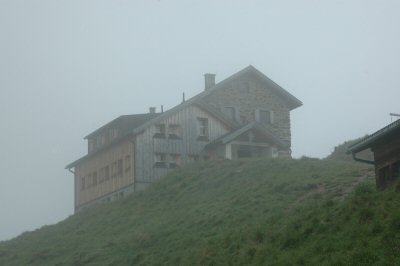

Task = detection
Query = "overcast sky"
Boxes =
[1,0,399,241]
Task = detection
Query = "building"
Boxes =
[66,65,302,211]
[348,119,400,189]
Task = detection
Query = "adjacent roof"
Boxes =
[84,113,159,139]
[348,119,400,153]
[206,121,288,149]
[66,113,159,169]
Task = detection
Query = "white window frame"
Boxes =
[197,117,209,137]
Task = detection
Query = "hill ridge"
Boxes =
[3,158,400,265]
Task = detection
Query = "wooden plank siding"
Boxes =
[373,138,400,188]
[75,139,134,208]
[134,104,230,189]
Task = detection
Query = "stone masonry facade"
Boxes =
[202,72,292,150]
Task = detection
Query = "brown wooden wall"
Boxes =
[373,137,400,188]
[75,139,134,208]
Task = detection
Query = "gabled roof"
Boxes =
[348,119,400,153]
[132,65,301,134]
[199,65,302,111]
[67,65,299,169]
[132,99,239,135]
[206,121,288,149]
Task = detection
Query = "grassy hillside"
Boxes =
[1,158,399,265]
[326,137,374,162]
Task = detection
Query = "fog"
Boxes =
[1,0,399,241]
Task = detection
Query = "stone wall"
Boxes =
[202,72,292,150]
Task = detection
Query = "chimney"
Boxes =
[149,107,156,113]
[204,73,216,90]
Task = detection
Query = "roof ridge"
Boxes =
[348,118,400,153]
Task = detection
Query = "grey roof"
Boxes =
[131,99,239,135]
[348,119,400,153]
[206,121,288,149]
[66,113,159,169]
[132,65,302,135]
[84,113,159,139]
[67,65,300,169]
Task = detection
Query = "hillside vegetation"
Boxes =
[326,137,374,162]
[1,158,400,265]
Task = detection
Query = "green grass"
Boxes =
[1,158,399,265]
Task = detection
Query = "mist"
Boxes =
[1,0,399,241]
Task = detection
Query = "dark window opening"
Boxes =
[154,124,166,138]
[111,162,117,178]
[259,110,271,124]
[99,167,105,183]
[125,155,131,173]
[93,171,97,186]
[197,118,209,141]
[154,153,167,168]
[238,147,252,158]
[81,176,85,190]
[105,165,110,181]
[118,159,123,178]
[168,124,181,139]
[188,154,199,162]
[223,107,236,121]
[169,154,181,168]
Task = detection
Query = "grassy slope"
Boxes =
[1,158,399,265]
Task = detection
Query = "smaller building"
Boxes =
[348,119,400,188]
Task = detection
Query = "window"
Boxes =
[81,176,85,190]
[271,147,279,158]
[118,159,123,178]
[238,146,252,158]
[168,124,181,139]
[93,171,98,186]
[97,135,105,147]
[240,81,250,93]
[111,162,117,178]
[188,154,199,162]
[169,154,181,168]
[87,173,92,188]
[154,153,167,168]
[125,155,131,173]
[105,165,110,181]
[110,128,118,140]
[154,124,166,138]
[197,118,209,140]
[88,139,95,152]
[256,109,273,125]
[99,167,105,183]
[223,107,237,121]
